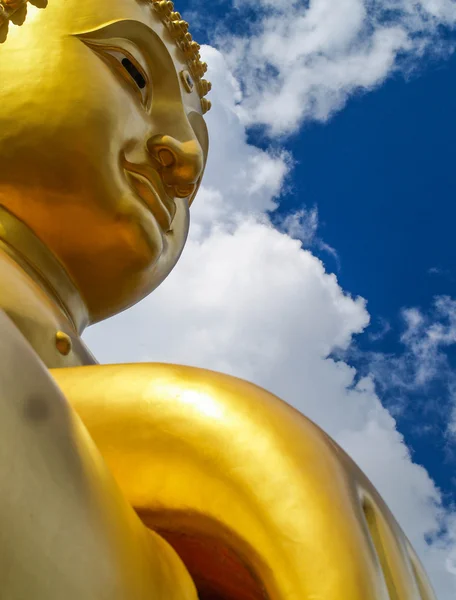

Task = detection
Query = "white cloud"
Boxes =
[218,0,456,134]
[84,44,456,598]
[195,47,290,219]
[277,207,320,245]
[274,206,340,265]
[369,297,456,396]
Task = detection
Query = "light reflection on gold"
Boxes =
[177,389,224,420]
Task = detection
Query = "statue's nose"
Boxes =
[147,135,204,199]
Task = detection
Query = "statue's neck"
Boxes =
[0,205,89,334]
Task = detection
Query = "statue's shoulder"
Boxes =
[51,361,362,482]
[52,362,363,502]
[53,362,435,600]
[53,361,289,410]
[53,361,309,435]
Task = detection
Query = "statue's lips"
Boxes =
[123,164,175,233]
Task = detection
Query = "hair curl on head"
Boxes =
[0,0,28,22]
[147,0,211,113]
[0,0,212,113]
[0,1,46,43]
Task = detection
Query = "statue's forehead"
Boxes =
[26,0,205,115]
[35,0,165,41]
[41,0,156,27]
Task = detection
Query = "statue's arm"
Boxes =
[0,311,196,600]
[52,362,435,600]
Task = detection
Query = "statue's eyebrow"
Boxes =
[74,19,178,82]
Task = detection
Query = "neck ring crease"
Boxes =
[0,205,89,333]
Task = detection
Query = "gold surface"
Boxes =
[0,1,212,112]
[0,0,208,324]
[0,207,96,367]
[53,363,437,600]
[0,0,438,598]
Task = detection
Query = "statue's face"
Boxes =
[0,0,209,323]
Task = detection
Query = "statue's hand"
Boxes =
[53,363,435,600]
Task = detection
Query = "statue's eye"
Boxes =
[108,49,150,106]
[83,41,150,107]
[121,58,146,90]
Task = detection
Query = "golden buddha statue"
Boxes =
[0,1,437,599]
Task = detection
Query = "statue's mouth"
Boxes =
[123,163,176,233]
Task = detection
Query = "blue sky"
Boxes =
[181,0,456,509]
[287,54,456,499]
[87,1,456,596]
